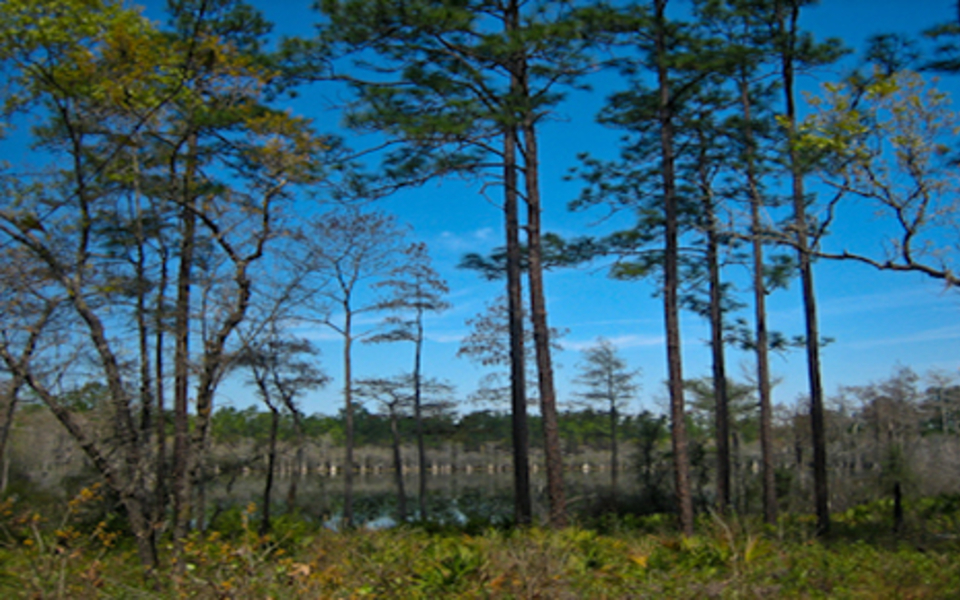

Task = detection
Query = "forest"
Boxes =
[1,0,960,597]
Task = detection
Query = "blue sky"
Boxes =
[240,0,960,417]
[8,0,960,418]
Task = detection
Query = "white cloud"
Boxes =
[566,317,657,328]
[427,331,467,344]
[437,227,496,252]
[562,333,665,352]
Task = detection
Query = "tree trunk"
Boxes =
[132,177,158,537]
[135,194,153,443]
[260,404,280,536]
[655,0,694,537]
[189,241,258,533]
[389,404,408,522]
[343,309,355,528]
[0,381,21,494]
[154,254,169,532]
[172,134,198,542]
[738,71,778,525]
[695,127,730,514]
[502,0,532,527]
[521,117,567,529]
[893,480,903,533]
[610,403,619,502]
[778,0,829,536]
[413,306,428,520]
[706,193,730,514]
[8,361,158,567]
[0,305,56,495]
[503,27,531,524]
[286,408,305,511]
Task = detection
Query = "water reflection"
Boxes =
[206,470,632,529]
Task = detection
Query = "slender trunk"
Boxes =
[778,1,829,536]
[414,306,428,520]
[0,381,22,494]
[706,193,730,514]
[343,308,355,527]
[504,89,531,526]
[610,402,619,501]
[738,70,778,525]
[389,403,407,522]
[0,305,56,494]
[131,169,160,545]
[286,408,304,511]
[655,0,694,536]
[155,253,169,529]
[134,176,153,442]
[503,0,531,527]
[260,403,279,536]
[521,119,567,529]
[893,480,903,533]
[189,225,259,533]
[6,353,158,566]
[695,126,730,513]
[173,134,198,542]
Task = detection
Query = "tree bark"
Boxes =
[286,407,305,511]
[389,403,408,522]
[504,128,532,527]
[503,2,531,522]
[738,70,778,525]
[610,403,619,502]
[702,163,730,514]
[692,120,731,513]
[778,0,829,536]
[154,253,169,533]
[655,0,694,537]
[0,382,19,494]
[172,133,198,542]
[413,304,428,520]
[260,403,279,536]
[521,114,567,529]
[343,308,355,527]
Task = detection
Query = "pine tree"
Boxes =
[370,243,450,520]
[573,339,641,502]
[315,0,596,527]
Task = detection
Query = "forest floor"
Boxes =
[1,493,959,598]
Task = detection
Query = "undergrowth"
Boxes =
[0,489,958,598]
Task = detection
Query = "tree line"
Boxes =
[1,0,959,571]
[6,364,958,533]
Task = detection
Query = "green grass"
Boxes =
[1,492,959,598]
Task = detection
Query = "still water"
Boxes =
[205,470,630,529]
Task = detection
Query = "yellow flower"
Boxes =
[629,553,649,569]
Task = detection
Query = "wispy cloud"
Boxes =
[437,227,496,252]
[561,333,665,352]
[427,331,467,344]
[828,287,956,315]
[774,287,955,321]
[768,287,960,321]
[845,324,960,349]
[566,317,658,328]
[296,329,342,343]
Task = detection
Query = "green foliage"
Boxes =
[2,496,960,597]
[685,376,760,442]
[315,0,597,188]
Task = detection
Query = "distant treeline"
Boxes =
[208,404,667,454]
